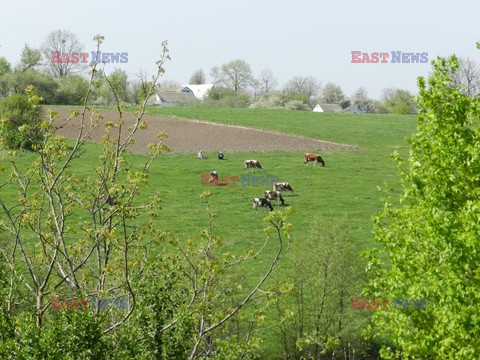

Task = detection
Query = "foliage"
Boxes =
[382,88,417,114]
[0,57,12,76]
[321,82,349,108]
[0,88,44,150]
[98,68,131,105]
[55,75,90,105]
[7,69,58,104]
[274,219,371,359]
[365,55,480,358]
[203,86,251,108]
[16,44,42,73]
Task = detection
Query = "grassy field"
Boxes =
[1,107,418,357]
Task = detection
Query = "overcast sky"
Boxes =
[1,0,479,99]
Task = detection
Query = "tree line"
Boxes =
[3,29,478,114]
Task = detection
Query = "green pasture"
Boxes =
[1,107,417,264]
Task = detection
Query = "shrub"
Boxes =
[55,75,89,105]
[0,89,44,150]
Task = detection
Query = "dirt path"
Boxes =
[50,108,359,154]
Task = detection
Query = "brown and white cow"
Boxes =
[273,182,294,194]
[244,160,263,171]
[253,197,273,212]
[264,190,285,206]
[209,171,219,185]
[304,153,325,166]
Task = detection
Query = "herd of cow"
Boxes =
[208,153,325,213]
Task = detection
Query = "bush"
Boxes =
[55,75,89,105]
[203,87,251,108]
[0,89,44,150]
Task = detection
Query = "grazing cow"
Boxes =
[198,151,204,160]
[244,160,263,171]
[209,171,219,185]
[253,197,273,212]
[304,153,325,166]
[273,182,294,194]
[264,190,285,206]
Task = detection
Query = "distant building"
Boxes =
[154,84,214,106]
[312,103,343,113]
[181,84,214,100]
[155,86,197,107]
[345,103,368,114]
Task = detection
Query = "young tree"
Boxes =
[274,220,369,359]
[381,88,417,114]
[210,59,255,92]
[189,69,206,84]
[365,51,480,358]
[41,29,86,77]
[16,44,42,72]
[0,57,12,75]
[321,82,348,108]
[99,68,130,105]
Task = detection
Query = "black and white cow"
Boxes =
[244,160,263,171]
[264,190,285,206]
[273,182,294,194]
[253,197,273,212]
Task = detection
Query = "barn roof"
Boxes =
[181,84,214,99]
[157,89,197,105]
[313,103,343,113]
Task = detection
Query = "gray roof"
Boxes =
[157,89,197,105]
[313,103,343,113]
[345,103,368,113]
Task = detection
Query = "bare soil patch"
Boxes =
[51,108,359,154]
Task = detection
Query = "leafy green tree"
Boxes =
[210,59,255,92]
[365,52,480,358]
[16,44,42,72]
[0,57,12,75]
[55,75,89,105]
[382,88,417,114]
[99,68,130,105]
[0,87,44,150]
[321,82,350,108]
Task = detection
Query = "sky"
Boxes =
[1,0,479,99]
